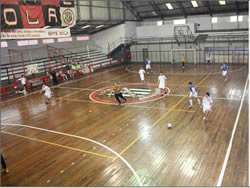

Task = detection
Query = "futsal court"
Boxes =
[0,0,249,187]
[1,62,248,186]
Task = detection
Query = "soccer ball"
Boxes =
[167,123,172,129]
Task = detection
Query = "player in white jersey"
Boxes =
[18,75,28,95]
[188,82,201,108]
[138,67,146,82]
[221,63,229,81]
[145,59,151,73]
[41,82,52,104]
[202,92,213,121]
[158,73,167,94]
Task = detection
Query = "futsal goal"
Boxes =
[170,48,197,64]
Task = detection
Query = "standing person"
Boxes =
[202,92,213,121]
[41,82,52,104]
[112,83,127,105]
[50,70,59,85]
[181,55,186,72]
[18,74,28,95]
[221,63,229,81]
[145,59,152,73]
[188,82,201,108]
[158,73,168,95]
[138,67,146,83]
[1,154,8,173]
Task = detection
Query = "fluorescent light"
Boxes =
[238,15,243,22]
[82,25,90,29]
[166,3,173,10]
[219,0,226,5]
[230,16,237,22]
[211,17,218,23]
[173,19,186,25]
[96,25,104,28]
[191,0,198,7]
[157,20,163,26]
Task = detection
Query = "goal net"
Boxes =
[171,48,197,64]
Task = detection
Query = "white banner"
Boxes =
[1,28,71,39]
[60,7,76,27]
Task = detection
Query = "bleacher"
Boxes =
[0,48,120,98]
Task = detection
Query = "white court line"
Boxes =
[56,86,95,91]
[168,94,241,101]
[2,122,143,186]
[216,75,248,186]
[58,85,240,102]
[125,66,245,76]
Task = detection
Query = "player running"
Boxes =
[138,67,146,83]
[188,82,201,108]
[202,92,213,121]
[221,63,229,81]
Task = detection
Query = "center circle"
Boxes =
[89,83,170,105]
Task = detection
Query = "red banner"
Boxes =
[20,5,45,28]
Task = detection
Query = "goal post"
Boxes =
[170,48,197,64]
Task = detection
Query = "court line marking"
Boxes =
[2,122,143,186]
[61,98,195,113]
[125,65,245,76]
[56,87,95,91]
[59,72,130,100]
[117,74,210,157]
[1,66,124,104]
[216,75,248,186]
[168,94,241,101]
[1,131,114,159]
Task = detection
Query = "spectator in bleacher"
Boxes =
[49,70,59,85]
[17,75,28,95]
[59,70,68,81]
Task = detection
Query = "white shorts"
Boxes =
[222,70,227,76]
[45,93,52,99]
[146,64,151,70]
[139,75,145,81]
[159,83,165,89]
[189,91,198,98]
[203,104,211,113]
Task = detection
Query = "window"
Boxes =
[173,19,186,25]
[238,15,243,22]
[211,17,218,23]
[230,16,237,22]
[157,20,163,26]
[43,39,55,44]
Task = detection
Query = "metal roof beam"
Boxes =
[176,1,187,18]
[205,1,213,16]
[121,1,142,21]
[149,1,164,19]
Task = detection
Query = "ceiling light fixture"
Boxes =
[219,0,226,5]
[82,25,90,29]
[191,0,198,7]
[166,3,173,10]
[96,25,104,28]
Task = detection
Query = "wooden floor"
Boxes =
[1,63,248,186]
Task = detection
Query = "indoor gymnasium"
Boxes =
[0,0,249,187]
